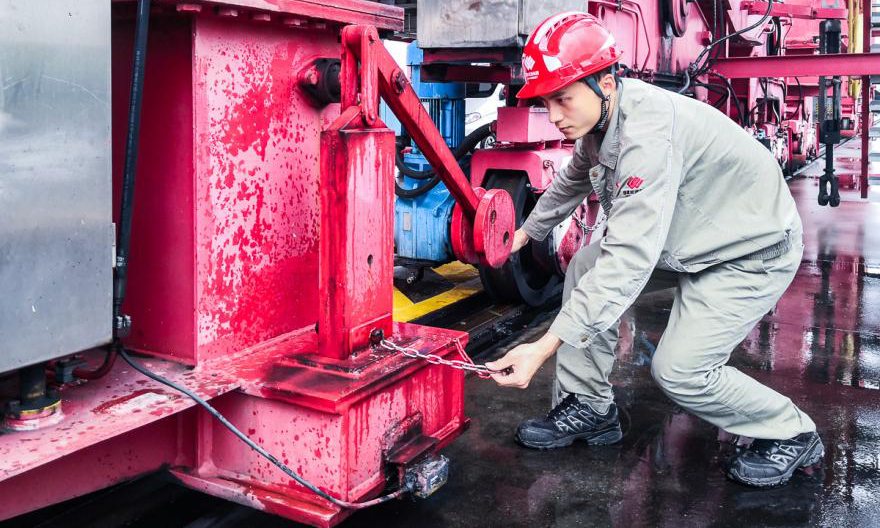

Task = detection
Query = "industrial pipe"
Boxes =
[113,0,152,338]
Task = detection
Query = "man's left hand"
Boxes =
[486,334,562,389]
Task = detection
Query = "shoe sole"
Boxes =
[515,427,623,450]
[726,435,825,488]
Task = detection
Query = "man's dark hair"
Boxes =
[581,64,619,88]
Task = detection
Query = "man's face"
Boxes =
[539,74,614,140]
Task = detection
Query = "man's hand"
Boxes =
[486,333,562,388]
[510,229,530,254]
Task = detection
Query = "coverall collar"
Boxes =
[595,80,622,170]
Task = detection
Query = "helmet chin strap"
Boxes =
[585,76,610,134]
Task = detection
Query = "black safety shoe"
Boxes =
[725,431,824,488]
[515,394,623,450]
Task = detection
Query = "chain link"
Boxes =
[574,211,606,237]
[379,339,511,379]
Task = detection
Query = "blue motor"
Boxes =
[393,42,466,264]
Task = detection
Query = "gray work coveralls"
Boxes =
[521,78,815,440]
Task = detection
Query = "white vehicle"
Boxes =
[465,83,504,144]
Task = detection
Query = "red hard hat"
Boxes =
[517,12,622,99]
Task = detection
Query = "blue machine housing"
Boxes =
[393,42,465,263]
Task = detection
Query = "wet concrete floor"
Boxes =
[343,168,880,526]
[9,157,879,528]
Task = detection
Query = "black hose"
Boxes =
[114,0,151,337]
[701,0,726,75]
[396,122,492,179]
[120,349,407,509]
[698,0,723,77]
[689,0,774,77]
[716,73,746,126]
[395,172,445,198]
[395,151,438,180]
[694,81,729,108]
[74,345,118,380]
[395,123,493,198]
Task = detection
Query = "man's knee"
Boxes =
[650,353,709,398]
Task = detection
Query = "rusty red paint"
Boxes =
[3,5,474,526]
[91,388,176,414]
[318,120,394,359]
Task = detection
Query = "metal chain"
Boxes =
[574,211,606,236]
[379,339,511,379]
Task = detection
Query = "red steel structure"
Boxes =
[2,0,878,526]
[420,0,875,197]
[0,1,514,526]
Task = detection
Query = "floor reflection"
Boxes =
[348,171,880,527]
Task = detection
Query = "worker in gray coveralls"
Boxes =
[484,11,823,488]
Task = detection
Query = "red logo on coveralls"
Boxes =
[619,176,644,197]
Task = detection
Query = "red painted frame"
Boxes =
[1,4,481,526]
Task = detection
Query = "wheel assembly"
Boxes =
[664,0,690,38]
[478,173,559,306]
[477,172,605,306]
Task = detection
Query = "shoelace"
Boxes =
[547,394,579,421]
[749,439,782,454]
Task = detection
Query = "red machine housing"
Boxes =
[0,2,515,526]
[421,0,876,195]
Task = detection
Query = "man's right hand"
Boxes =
[511,229,530,253]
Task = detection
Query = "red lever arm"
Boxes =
[341,25,480,220]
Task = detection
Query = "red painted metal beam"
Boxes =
[112,0,405,30]
[341,26,481,219]
[713,53,880,78]
[339,26,514,268]
[740,0,848,19]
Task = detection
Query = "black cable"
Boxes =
[395,170,445,198]
[688,0,774,77]
[395,122,493,198]
[74,344,118,380]
[699,0,724,76]
[766,17,782,56]
[716,72,746,126]
[748,77,783,126]
[119,349,407,509]
[394,151,435,180]
[747,81,767,126]
[694,81,729,108]
[396,122,492,178]
[114,0,151,337]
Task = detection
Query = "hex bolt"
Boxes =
[392,70,409,94]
